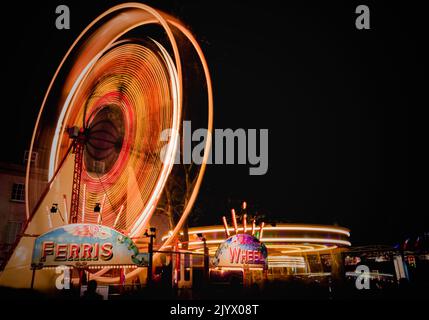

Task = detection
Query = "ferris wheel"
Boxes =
[0,3,212,287]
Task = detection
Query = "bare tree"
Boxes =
[155,162,198,248]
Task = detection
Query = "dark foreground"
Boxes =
[1,279,427,301]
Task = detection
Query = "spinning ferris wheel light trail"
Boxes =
[0,2,213,289]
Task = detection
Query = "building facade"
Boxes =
[0,162,26,267]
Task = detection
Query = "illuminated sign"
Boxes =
[213,234,268,269]
[31,224,148,269]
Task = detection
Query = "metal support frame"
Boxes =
[70,139,85,224]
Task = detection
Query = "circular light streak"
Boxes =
[260,238,351,247]
[278,244,338,254]
[65,40,180,231]
[162,225,350,241]
[25,3,213,283]
[161,224,351,241]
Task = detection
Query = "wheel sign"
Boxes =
[213,233,268,269]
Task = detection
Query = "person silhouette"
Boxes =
[82,280,103,300]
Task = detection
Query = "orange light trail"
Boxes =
[63,194,68,224]
[231,209,238,234]
[25,3,213,284]
[81,184,86,223]
[114,204,124,229]
[222,216,230,237]
[161,224,350,240]
[163,238,350,249]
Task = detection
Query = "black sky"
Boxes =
[0,1,419,245]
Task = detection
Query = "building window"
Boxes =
[10,183,25,202]
[24,150,38,165]
[5,221,23,244]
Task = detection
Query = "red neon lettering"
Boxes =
[254,251,260,262]
[241,249,249,264]
[55,244,68,261]
[68,243,80,260]
[229,247,241,264]
[248,250,253,263]
[41,241,54,262]
[92,243,99,261]
[82,243,92,259]
[101,243,113,261]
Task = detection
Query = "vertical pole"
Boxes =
[171,242,176,288]
[147,233,154,287]
[70,140,84,224]
[78,269,83,287]
[203,238,209,286]
[304,252,311,274]
[30,268,36,289]
[46,207,53,229]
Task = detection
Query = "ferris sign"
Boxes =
[40,241,114,262]
[213,234,268,269]
[31,224,148,269]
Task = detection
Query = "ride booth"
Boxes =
[210,233,268,289]
[29,223,148,297]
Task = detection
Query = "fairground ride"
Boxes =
[0,3,212,290]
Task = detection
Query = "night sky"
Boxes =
[0,1,418,245]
